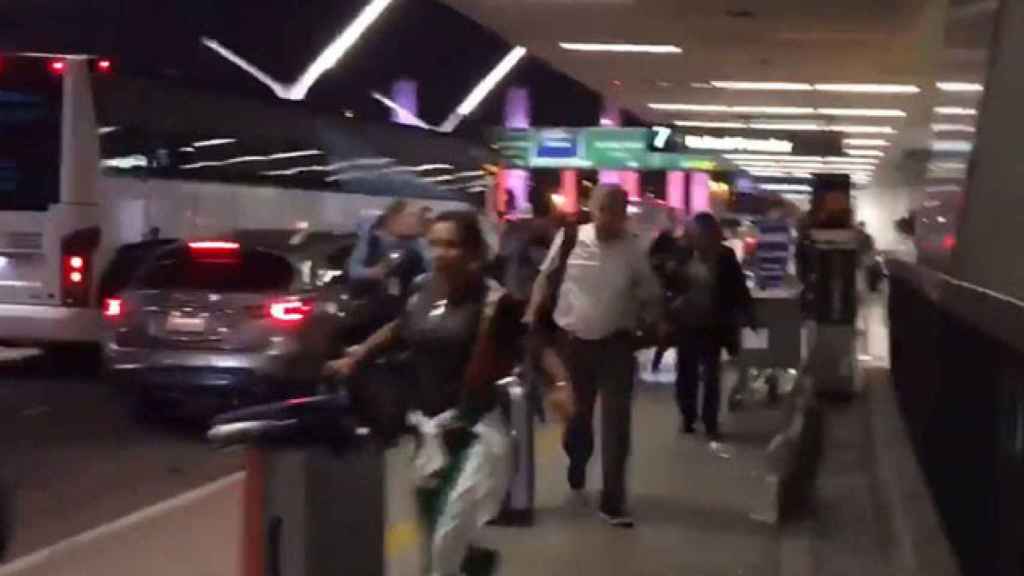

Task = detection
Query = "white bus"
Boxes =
[0,55,491,347]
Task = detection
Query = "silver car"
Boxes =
[101,240,338,417]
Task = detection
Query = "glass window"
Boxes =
[0,59,62,211]
[136,246,295,293]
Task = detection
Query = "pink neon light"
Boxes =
[666,171,686,211]
[560,170,579,213]
[620,171,641,200]
[689,171,712,214]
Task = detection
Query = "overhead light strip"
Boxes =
[201,0,394,100]
[559,42,682,54]
[672,120,897,135]
[439,46,527,133]
[844,138,890,147]
[936,82,984,92]
[650,103,906,117]
[707,81,920,94]
[934,106,977,116]
[932,123,976,133]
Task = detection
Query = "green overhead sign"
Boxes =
[492,127,722,171]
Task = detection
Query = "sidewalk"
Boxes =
[0,296,943,576]
[0,378,792,576]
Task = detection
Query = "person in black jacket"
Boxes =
[667,212,755,439]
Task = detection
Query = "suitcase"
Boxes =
[490,372,535,526]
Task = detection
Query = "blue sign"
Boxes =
[535,130,579,159]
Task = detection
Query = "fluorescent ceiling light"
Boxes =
[748,170,815,179]
[201,0,394,101]
[747,123,823,131]
[654,104,905,118]
[761,183,813,192]
[440,46,527,133]
[704,81,920,94]
[934,106,977,116]
[731,106,816,115]
[930,140,974,153]
[724,154,877,163]
[192,138,236,148]
[650,103,730,112]
[937,82,984,92]
[845,149,885,157]
[673,120,748,128]
[818,108,906,118]
[814,83,920,94]
[559,42,682,54]
[709,81,812,91]
[829,125,897,134]
[844,138,890,147]
[932,123,976,133]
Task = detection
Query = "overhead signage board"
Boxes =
[492,127,722,171]
[535,129,579,159]
[649,125,841,157]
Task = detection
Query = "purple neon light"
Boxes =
[390,79,419,126]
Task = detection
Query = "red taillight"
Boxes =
[62,255,90,304]
[96,59,112,73]
[268,300,312,323]
[48,60,66,74]
[103,298,123,318]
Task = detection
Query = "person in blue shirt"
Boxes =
[347,199,431,287]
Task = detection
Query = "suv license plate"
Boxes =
[165,315,207,333]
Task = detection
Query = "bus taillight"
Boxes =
[61,254,90,306]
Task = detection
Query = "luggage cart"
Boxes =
[730,286,803,410]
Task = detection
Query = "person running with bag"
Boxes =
[325,211,518,576]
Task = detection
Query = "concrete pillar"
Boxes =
[950,0,1024,298]
[389,78,420,127]
[502,87,531,217]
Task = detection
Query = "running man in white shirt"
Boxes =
[526,185,663,527]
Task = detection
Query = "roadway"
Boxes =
[0,351,242,559]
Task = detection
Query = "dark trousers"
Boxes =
[675,332,722,434]
[561,331,635,510]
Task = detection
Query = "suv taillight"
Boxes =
[103,297,123,318]
[61,254,91,307]
[268,299,312,324]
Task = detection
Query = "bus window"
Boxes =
[0,59,62,211]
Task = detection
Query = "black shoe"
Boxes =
[461,546,500,576]
[707,429,723,442]
[599,505,636,528]
[681,421,696,434]
[568,460,586,491]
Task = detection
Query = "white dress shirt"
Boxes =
[541,223,662,340]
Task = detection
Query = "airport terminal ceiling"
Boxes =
[441,0,997,189]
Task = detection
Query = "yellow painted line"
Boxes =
[385,520,420,557]
[536,422,562,460]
